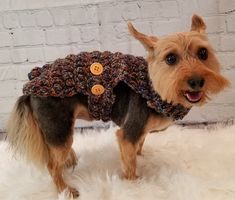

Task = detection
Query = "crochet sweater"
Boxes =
[23,51,190,122]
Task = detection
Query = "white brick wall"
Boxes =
[0,0,235,130]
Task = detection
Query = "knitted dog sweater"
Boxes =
[23,51,190,122]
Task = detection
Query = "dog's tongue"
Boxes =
[185,91,202,102]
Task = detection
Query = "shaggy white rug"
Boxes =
[0,125,235,200]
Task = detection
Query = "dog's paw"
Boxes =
[65,150,78,169]
[68,187,80,198]
[65,158,77,169]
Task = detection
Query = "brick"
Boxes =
[198,0,218,14]
[0,50,11,64]
[44,46,60,62]
[139,1,161,19]
[226,14,235,32]
[51,8,70,26]
[46,29,70,45]
[183,104,235,122]
[3,13,19,29]
[26,48,44,63]
[152,19,183,36]
[223,68,235,85]
[72,42,101,53]
[27,0,46,9]
[129,21,152,36]
[99,23,129,44]
[10,0,27,10]
[11,49,27,63]
[16,80,27,95]
[44,46,71,62]
[0,97,17,113]
[98,3,122,23]
[19,12,36,27]
[128,21,153,53]
[58,46,73,58]
[217,52,235,68]
[0,114,8,130]
[0,66,17,81]
[218,0,235,13]
[70,27,82,43]
[213,88,235,104]
[70,6,98,25]
[80,26,99,43]
[220,35,235,51]
[0,0,234,127]
[36,10,53,27]
[12,30,44,46]
[0,32,11,47]
[130,41,146,57]
[0,0,10,11]
[208,34,220,52]
[212,68,235,104]
[177,0,199,15]
[17,65,36,81]
[204,16,226,33]
[121,3,139,20]
[101,41,129,54]
[161,1,179,17]
[0,80,16,97]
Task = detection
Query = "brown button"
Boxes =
[90,62,103,75]
[91,84,105,95]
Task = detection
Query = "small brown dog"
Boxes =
[7,15,230,198]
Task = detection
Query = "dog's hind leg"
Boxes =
[137,137,146,156]
[47,135,79,198]
[30,96,81,198]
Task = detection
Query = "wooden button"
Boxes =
[90,62,103,75]
[91,84,105,95]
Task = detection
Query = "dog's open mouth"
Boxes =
[184,91,203,103]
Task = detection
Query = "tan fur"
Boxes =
[121,14,230,178]
[116,129,138,180]
[128,15,230,109]
[137,115,173,155]
[191,14,206,33]
[65,148,77,168]
[117,115,173,177]
[147,33,230,108]
[7,97,48,168]
[7,15,231,198]
[128,21,158,52]
[74,103,92,120]
[47,134,79,198]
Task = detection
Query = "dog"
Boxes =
[7,15,230,198]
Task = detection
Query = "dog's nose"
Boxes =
[187,76,205,90]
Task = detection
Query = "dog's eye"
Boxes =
[165,53,178,65]
[197,48,208,60]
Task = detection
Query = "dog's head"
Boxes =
[128,15,230,108]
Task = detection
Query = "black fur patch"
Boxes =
[122,91,151,144]
[29,83,158,147]
[30,95,87,146]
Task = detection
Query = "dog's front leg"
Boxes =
[114,91,151,179]
[116,129,139,180]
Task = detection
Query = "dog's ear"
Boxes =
[191,14,207,33]
[128,22,158,51]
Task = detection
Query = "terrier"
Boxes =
[7,15,230,198]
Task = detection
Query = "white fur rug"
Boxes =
[1,125,235,200]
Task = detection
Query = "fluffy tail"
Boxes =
[6,95,48,168]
